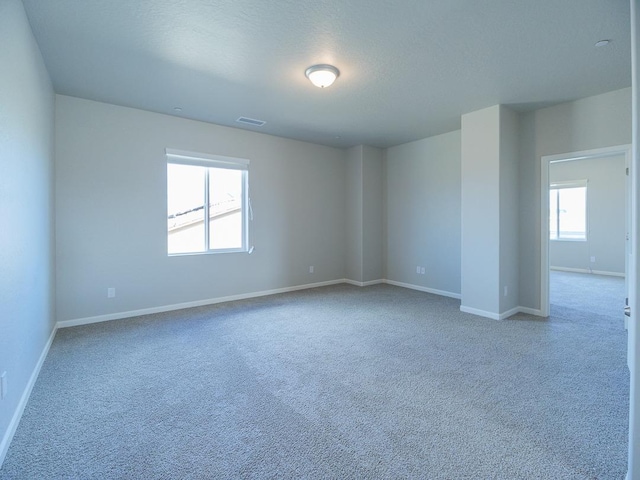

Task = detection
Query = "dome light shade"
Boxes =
[305,64,340,88]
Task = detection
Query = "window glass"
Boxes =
[558,187,586,240]
[549,185,586,241]
[209,168,243,250]
[168,164,205,254]
[166,153,249,255]
[549,189,558,239]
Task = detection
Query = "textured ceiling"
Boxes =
[22,0,631,148]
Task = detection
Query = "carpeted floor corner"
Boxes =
[0,278,629,479]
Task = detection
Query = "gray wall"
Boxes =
[361,146,384,283]
[384,88,629,314]
[518,87,631,309]
[549,155,626,275]
[0,0,55,461]
[499,106,520,313]
[55,96,347,321]
[51,86,637,320]
[345,145,384,283]
[345,146,364,281]
[461,106,501,313]
[386,130,461,296]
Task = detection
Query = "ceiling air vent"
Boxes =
[236,117,266,127]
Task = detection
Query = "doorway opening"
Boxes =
[541,145,632,320]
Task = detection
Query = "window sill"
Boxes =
[168,248,248,257]
[549,238,587,243]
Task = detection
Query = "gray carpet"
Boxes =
[550,270,626,321]
[0,282,629,479]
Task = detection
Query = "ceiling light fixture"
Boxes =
[595,39,611,47]
[305,64,340,88]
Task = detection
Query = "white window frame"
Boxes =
[549,179,588,242]
[166,148,250,255]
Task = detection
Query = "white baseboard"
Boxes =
[0,325,57,468]
[344,279,386,287]
[460,305,501,320]
[517,306,545,317]
[460,305,546,320]
[60,278,550,330]
[550,266,625,277]
[384,280,461,300]
[499,307,521,320]
[57,279,347,329]
[59,278,461,329]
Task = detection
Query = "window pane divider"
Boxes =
[204,168,210,250]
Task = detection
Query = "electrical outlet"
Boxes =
[107,287,116,298]
[309,266,314,273]
[1,371,6,400]
[416,266,421,274]
[590,256,596,263]
[420,267,425,275]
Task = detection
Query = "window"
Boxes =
[549,181,587,241]
[166,149,249,255]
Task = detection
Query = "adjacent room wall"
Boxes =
[518,87,631,310]
[55,95,346,322]
[549,154,626,275]
[0,0,55,465]
[385,130,461,296]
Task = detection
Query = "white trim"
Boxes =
[57,279,346,328]
[630,3,640,477]
[550,266,625,277]
[385,280,461,299]
[0,326,57,468]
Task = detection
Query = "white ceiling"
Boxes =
[22,0,631,148]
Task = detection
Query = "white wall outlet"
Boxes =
[590,256,596,263]
[1,371,6,400]
[107,287,116,298]
[416,266,421,274]
[420,267,425,275]
[504,286,508,297]
[309,266,314,273]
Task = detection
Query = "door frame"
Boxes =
[540,144,632,318]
